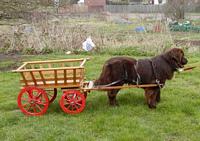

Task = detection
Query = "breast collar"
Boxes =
[149,59,164,89]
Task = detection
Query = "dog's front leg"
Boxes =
[144,89,157,109]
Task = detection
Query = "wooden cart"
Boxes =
[13,57,197,116]
[13,58,90,116]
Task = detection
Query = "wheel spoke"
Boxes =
[33,106,37,113]
[26,105,32,112]
[72,105,77,111]
[64,99,70,105]
[21,98,29,102]
[38,103,46,106]
[35,92,42,99]
[76,102,82,106]
[66,104,71,109]
[73,94,76,99]
[75,98,82,103]
[35,104,43,112]
[36,101,47,106]
[22,103,30,108]
[74,104,79,110]
[66,95,72,101]
[27,88,33,98]
[64,104,70,108]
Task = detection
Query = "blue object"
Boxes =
[135,26,146,32]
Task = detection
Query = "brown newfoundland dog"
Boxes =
[94,48,188,108]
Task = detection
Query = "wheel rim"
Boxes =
[59,90,86,114]
[18,87,49,116]
[45,88,57,103]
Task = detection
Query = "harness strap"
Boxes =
[134,61,141,85]
[149,59,164,89]
[123,60,141,85]
[102,80,123,87]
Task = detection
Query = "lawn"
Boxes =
[0,53,200,141]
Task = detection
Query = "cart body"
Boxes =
[13,58,88,116]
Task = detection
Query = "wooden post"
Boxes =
[64,69,67,84]
[39,71,46,85]
[73,69,76,84]
[54,70,58,85]
[30,72,37,85]
[20,72,28,86]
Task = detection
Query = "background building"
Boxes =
[85,0,106,12]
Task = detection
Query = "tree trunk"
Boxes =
[179,0,185,19]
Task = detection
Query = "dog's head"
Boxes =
[163,48,188,70]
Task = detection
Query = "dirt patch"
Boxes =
[174,40,200,46]
[0,53,23,72]
[0,53,21,60]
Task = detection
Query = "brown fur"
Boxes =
[95,48,188,108]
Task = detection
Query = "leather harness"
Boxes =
[96,59,163,89]
[149,59,164,89]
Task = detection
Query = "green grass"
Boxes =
[0,53,200,141]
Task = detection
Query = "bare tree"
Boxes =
[165,0,185,20]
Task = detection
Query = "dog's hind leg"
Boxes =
[107,89,120,106]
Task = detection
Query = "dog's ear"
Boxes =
[162,48,185,69]
[165,48,183,63]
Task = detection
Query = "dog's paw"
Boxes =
[109,101,119,107]
[148,104,157,109]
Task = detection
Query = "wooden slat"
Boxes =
[20,72,28,86]
[61,63,65,67]
[81,69,84,80]
[54,70,57,85]
[73,69,76,84]
[41,69,81,75]
[64,69,67,84]
[80,59,87,67]
[15,63,28,71]
[30,64,35,69]
[21,83,81,89]
[20,77,82,83]
[39,71,46,85]
[21,72,31,80]
[13,67,84,73]
[30,71,37,85]
[24,58,85,64]
[48,63,52,68]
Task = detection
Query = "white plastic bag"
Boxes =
[82,37,95,51]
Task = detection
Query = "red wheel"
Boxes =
[59,90,86,114]
[45,88,57,103]
[17,87,49,116]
